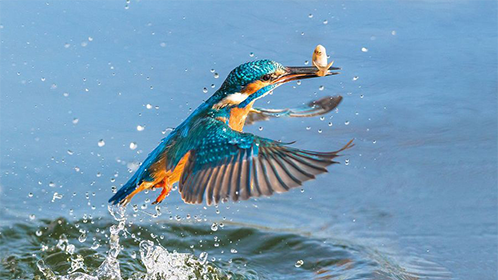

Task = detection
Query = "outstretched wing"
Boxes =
[245,95,342,125]
[179,121,353,205]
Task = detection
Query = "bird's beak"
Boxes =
[274,65,340,84]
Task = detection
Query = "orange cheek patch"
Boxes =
[241,81,268,95]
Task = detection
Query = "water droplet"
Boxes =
[199,252,208,265]
[323,20,328,25]
[159,42,166,47]
[29,214,36,220]
[67,150,74,155]
[249,52,254,57]
[64,43,71,48]
[66,244,75,254]
[353,76,359,81]
[295,260,304,267]
[328,122,333,127]
[41,77,46,82]
[136,125,145,131]
[146,103,152,109]
[72,118,79,124]
[308,14,313,18]
[52,192,63,202]
[203,87,208,93]
[36,230,43,236]
[97,139,105,147]
[318,129,322,133]
[129,142,137,150]
[28,192,33,198]
[319,85,324,91]
[361,47,369,52]
[49,182,56,188]
[88,37,94,41]
[211,222,218,232]
[230,248,238,254]
[258,126,263,131]
[320,116,325,121]
[214,73,219,79]
[306,126,311,130]
[345,121,350,125]
[391,30,396,36]
[91,241,100,250]
[296,80,302,85]
[360,94,364,99]
[78,231,87,243]
[304,60,309,65]
[373,140,377,144]
[345,159,350,165]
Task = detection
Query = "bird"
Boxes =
[109,59,353,206]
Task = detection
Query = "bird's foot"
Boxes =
[152,186,171,205]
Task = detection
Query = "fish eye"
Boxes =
[261,74,273,82]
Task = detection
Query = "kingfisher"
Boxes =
[109,59,353,206]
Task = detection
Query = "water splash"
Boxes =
[34,205,224,280]
[139,240,199,279]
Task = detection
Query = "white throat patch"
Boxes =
[214,92,249,108]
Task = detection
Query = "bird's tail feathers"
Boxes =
[108,173,140,205]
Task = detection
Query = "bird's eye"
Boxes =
[261,74,273,81]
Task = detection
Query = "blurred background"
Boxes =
[0,1,496,279]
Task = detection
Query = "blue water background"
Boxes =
[1,1,497,279]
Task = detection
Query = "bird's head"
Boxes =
[213,59,339,109]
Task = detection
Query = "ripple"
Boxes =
[0,216,449,280]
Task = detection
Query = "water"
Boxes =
[1,1,497,279]
[1,206,420,279]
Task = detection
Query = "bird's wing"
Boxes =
[245,95,342,125]
[179,120,353,205]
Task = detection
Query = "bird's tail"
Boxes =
[108,172,140,205]
[109,140,168,205]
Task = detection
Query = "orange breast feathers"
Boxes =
[123,152,191,205]
[227,80,269,132]
[228,104,253,132]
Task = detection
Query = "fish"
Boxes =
[312,45,334,77]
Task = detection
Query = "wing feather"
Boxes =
[178,120,353,205]
[257,155,275,196]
